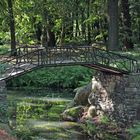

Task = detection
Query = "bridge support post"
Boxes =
[0,80,9,130]
[64,72,140,127]
[97,72,140,126]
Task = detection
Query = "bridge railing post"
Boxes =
[132,60,138,73]
[37,47,45,65]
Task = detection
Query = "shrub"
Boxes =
[7,66,94,89]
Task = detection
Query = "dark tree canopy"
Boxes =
[0,0,139,51]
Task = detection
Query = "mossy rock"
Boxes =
[74,83,92,105]
[47,105,65,121]
[62,106,84,121]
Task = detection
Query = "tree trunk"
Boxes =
[65,13,74,40]
[81,9,86,41]
[75,14,79,37]
[87,0,91,44]
[47,28,56,47]
[138,20,140,41]
[41,26,47,47]
[60,23,65,46]
[75,0,80,38]
[41,11,56,47]
[108,0,119,51]
[7,0,16,56]
[47,16,56,47]
[121,0,133,49]
[35,22,42,44]
[69,13,74,39]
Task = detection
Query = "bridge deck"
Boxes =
[0,45,138,80]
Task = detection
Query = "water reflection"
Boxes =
[7,89,89,140]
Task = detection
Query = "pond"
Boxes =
[7,89,89,140]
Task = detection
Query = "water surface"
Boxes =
[7,89,88,140]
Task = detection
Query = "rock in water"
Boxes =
[62,106,84,121]
[88,77,114,116]
[73,83,92,105]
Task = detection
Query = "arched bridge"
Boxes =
[0,45,138,81]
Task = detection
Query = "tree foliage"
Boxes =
[0,0,140,50]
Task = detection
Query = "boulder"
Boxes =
[86,105,97,118]
[88,78,114,116]
[62,106,84,121]
[64,76,114,122]
[73,83,92,105]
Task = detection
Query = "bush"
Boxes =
[7,66,94,89]
[0,44,10,54]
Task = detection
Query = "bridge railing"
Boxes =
[90,47,138,73]
[0,45,138,80]
[45,46,138,73]
[0,46,44,80]
[0,45,40,63]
